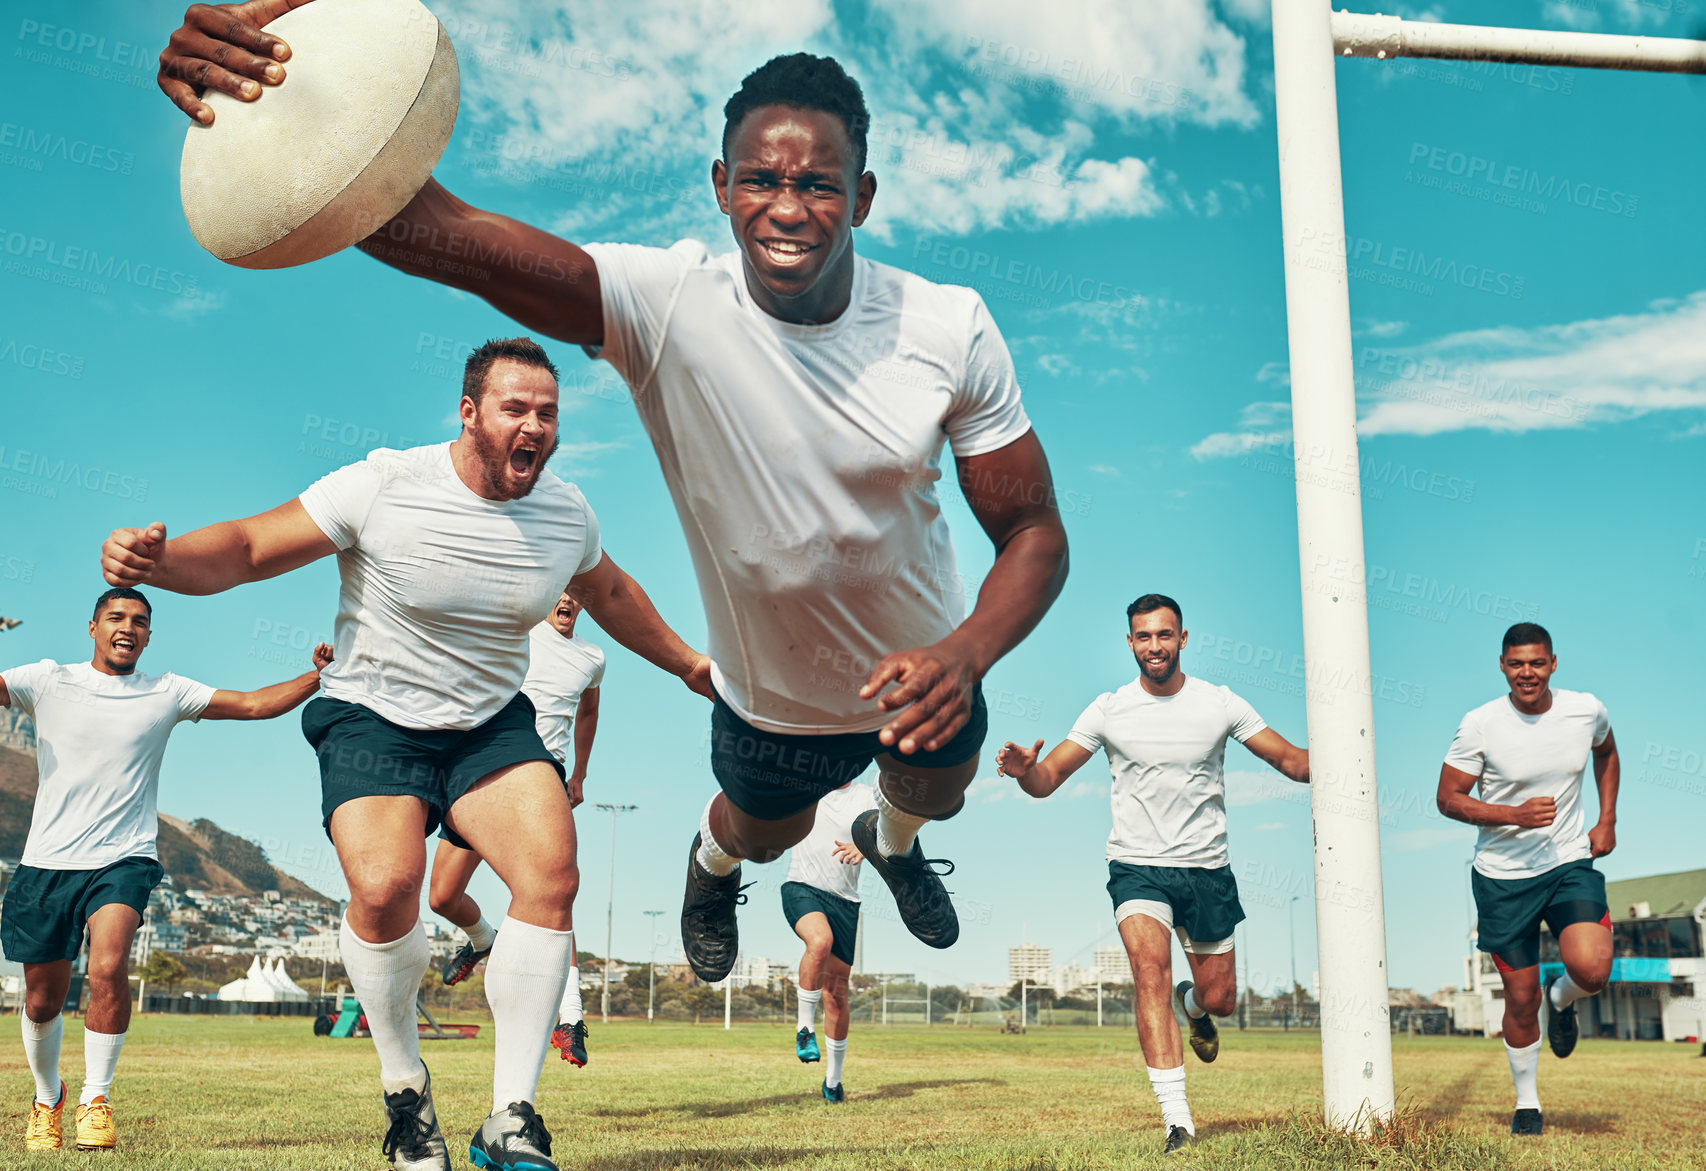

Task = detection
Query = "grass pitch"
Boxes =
[0,1016,1699,1169]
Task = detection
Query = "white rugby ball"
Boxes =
[180,0,459,269]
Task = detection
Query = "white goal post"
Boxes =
[1270,0,1706,1131]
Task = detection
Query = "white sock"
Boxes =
[1148,1065,1194,1134]
[1505,1038,1541,1111]
[1183,987,1205,1019]
[825,1037,848,1087]
[339,917,429,1095]
[875,786,930,858]
[486,916,575,1112]
[464,915,498,952]
[797,987,822,1030]
[695,796,740,876]
[21,1014,62,1106]
[1549,972,1592,1011]
[80,1029,126,1104]
[558,956,584,1026]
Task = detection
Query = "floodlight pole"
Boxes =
[1271,0,1395,1130]
[643,909,663,1022]
[594,803,636,1024]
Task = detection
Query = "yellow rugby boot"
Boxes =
[24,1081,64,1151]
[74,1095,116,1151]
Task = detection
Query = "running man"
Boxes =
[1,587,329,1152]
[781,779,879,1103]
[156,25,1070,981]
[100,338,707,1171]
[1437,621,1617,1137]
[430,590,605,1071]
[995,594,1309,1155]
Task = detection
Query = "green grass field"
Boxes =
[0,1016,1700,1169]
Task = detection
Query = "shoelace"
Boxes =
[381,1094,437,1160]
[570,1021,589,1044]
[509,1104,552,1156]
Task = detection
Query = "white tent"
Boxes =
[217,955,308,1003]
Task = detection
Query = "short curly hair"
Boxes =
[722,53,870,173]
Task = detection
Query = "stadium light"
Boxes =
[594,802,637,1023]
[1271,0,1706,1130]
[643,909,663,1022]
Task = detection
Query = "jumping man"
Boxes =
[1,588,329,1152]
[996,594,1309,1155]
[156,25,1070,982]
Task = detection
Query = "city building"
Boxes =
[1009,942,1051,984]
[1094,946,1129,983]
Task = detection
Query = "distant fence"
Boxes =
[138,994,336,1017]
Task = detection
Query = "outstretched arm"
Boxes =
[567,555,709,699]
[995,738,1095,799]
[203,642,332,720]
[1242,728,1310,784]
[156,5,604,344]
[101,501,337,595]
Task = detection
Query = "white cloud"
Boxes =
[1088,464,1123,478]
[1192,292,1706,454]
[548,439,628,478]
[1224,768,1299,807]
[1386,827,1464,853]
[443,0,1255,240]
[1359,319,1408,340]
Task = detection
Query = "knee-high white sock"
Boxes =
[339,917,429,1095]
[695,795,740,876]
[486,916,575,1112]
[464,915,498,952]
[875,787,930,858]
[1505,1038,1541,1110]
[557,951,583,1026]
[825,1037,848,1087]
[80,1029,126,1104]
[21,1014,62,1105]
[1147,1065,1193,1134]
[1549,972,1593,1011]
[797,987,822,1030]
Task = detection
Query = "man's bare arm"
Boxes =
[567,555,709,698]
[996,738,1095,798]
[570,686,599,783]
[102,501,337,595]
[1436,763,1556,829]
[1243,728,1310,784]
[203,643,332,720]
[156,7,604,345]
[1587,730,1619,857]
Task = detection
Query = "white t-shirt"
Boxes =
[1,660,214,869]
[586,241,1032,735]
[786,781,881,902]
[298,443,603,730]
[521,626,605,766]
[1444,689,1611,880]
[1067,675,1268,869]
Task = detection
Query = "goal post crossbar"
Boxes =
[1332,11,1706,73]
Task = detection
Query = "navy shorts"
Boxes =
[709,684,987,821]
[0,856,163,964]
[781,881,861,966]
[303,692,562,845]
[1472,858,1608,971]
[1107,861,1246,950]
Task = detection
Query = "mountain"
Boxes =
[0,742,335,906]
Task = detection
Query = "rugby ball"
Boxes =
[180,0,459,269]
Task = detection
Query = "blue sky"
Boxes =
[1,0,1703,1001]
